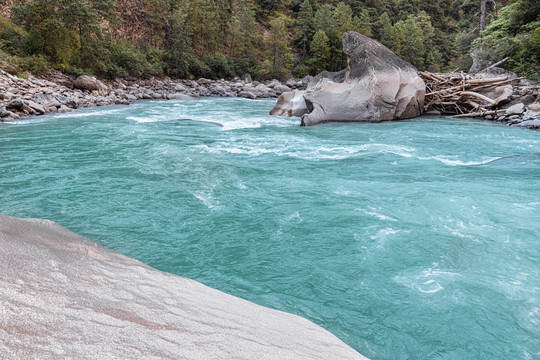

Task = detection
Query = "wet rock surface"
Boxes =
[0,213,367,360]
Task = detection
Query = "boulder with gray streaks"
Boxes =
[0,214,367,360]
[300,32,425,126]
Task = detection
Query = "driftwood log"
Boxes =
[419,71,529,117]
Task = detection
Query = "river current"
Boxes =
[1,98,539,359]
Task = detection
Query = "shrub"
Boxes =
[106,40,149,78]
[229,56,260,79]
[0,18,28,56]
[18,54,50,75]
[203,54,234,79]
[292,62,310,78]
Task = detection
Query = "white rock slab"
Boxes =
[0,214,368,360]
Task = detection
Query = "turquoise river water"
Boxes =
[1,98,539,359]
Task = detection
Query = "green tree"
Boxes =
[60,0,106,68]
[357,9,373,37]
[308,29,330,73]
[229,0,258,56]
[313,4,335,40]
[295,0,315,54]
[334,2,355,39]
[392,18,424,68]
[376,12,392,46]
[166,10,194,78]
[266,13,293,78]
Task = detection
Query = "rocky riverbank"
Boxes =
[0,68,307,121]
[420,68,540,130]
[1,65,539,130]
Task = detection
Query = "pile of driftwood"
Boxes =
[419,71,527,118]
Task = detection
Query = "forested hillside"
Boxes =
[0,0,538,80]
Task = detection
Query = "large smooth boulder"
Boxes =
[270,90,309,117]
[278,32,425,126]
[73,75,108,93]
[0,214,367,360]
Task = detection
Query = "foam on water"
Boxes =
[1,97,539,360]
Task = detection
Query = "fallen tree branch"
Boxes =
[466,76,508,85]
[452,109,506,118]
[459,91,497,105]
[480,57,511,72]
[420,71,533,118]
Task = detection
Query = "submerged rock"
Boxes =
[166,93,199,100]
[0,214,367,360]
[300,32,425,126]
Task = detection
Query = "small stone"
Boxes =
[254,84,271,93]
[515,119,540,129]
[26,100,45,114]
[0,108,11,117]
[21,103,35,114]
[237,91,257,99]
[505,103,525,116]
[166,93,199,100]
[73,75,108,92]
[4,64,18,75]
[197,78,212,85]
[174,84,187,92]
[6,98,25,110]
[58,105,72,113]
[274,84,292,93]
[266,79,281,88]
[285,79,296,87]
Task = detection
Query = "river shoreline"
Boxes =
[1,68,539,130]
[0,69,306,122]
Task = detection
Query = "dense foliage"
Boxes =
[0,0,537,79]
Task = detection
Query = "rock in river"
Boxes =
[270,90,309,117]
[271,32,425,126]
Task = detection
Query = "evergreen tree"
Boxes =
[60,0,105,68]
[351,16,362,34]
[266,13,293,78]
[333,2,355,39]
[376,12,392,46]
[308,29,330,73]
[295,0,315,55]
[230,0,258,56]
[313,4,335,41]
[166,10,193,78]
[392,18,424,68]
[344,0,363,17]
[357,9,372,37]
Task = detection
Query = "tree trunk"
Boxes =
[480,0,487,31]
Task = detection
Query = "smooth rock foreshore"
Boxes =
[0,214,368,360]
[0,69,307,122]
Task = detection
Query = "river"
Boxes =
[1,98,539,359]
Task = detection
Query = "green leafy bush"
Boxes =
[18,54,50,75]
[204,54,233,79]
